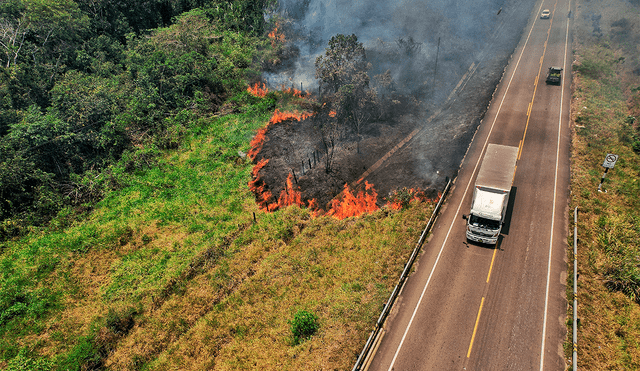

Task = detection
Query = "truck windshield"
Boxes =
[469,215,500,230]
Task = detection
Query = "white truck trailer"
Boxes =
[465,144,518,245]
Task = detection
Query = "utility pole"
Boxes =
[432,37,440,98]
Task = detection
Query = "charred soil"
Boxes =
[252,51,507,213]
[252,0,536,214]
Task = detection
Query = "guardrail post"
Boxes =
[573,206,578,370]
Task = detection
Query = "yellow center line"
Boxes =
[468,1,558,361]
[467,297,486,358]
[518,140,523,159]
[518,5,553,158]
[486,247,498,283]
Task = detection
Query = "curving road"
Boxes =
[366,0,572,370]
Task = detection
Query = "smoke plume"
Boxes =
[263,0,536,195]
[268,0,532,104]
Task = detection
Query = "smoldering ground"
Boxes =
[270,0,530,99]
[256,0,535,207]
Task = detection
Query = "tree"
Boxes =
[205,0,273,34]
[334,71,377,154]
[0,140,55,223]
[0,0,89,68]
[315,34,375,153]
[348,85,377,154]
[313,102,343,174]
[315,34,369,93]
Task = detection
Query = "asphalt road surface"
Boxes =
[366,0,573,370]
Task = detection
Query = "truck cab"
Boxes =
[466,187,510,244]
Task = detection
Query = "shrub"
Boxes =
[289,310,319,344]
[57,336,102,371]
[604,257,640,304]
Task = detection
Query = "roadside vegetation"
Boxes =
[0,0,438,369]
[570,0,640,368]
[0,106,432,368]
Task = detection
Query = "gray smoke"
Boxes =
[268,0,511,103]
[265,0,535,194]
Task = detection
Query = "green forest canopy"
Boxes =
[0,0,273,236]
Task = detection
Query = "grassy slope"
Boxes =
[570,0,640,369]
[0,94,437,370]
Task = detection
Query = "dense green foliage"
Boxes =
[0,0,273,237]
[289,310,320,344]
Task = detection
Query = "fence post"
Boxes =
[573,207,578,370]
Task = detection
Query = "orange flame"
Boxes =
[269,108,314,125]
[386,188,442,210]
[307,198,319,210]
[281,86,305,98]
[249,170,320,213]
[275,173,303,208]
[327,181,379,219]
[269,175,322,213]
[247,82,269,97]
[329,110,337,117]
[268,22,285,48]
[247,126,268,160]
[248,158,275,211]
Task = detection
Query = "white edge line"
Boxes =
[539,0,571,369]
[386,5,544,369]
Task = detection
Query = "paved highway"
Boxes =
[366,0,572,369]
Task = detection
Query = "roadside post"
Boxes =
[597,153,618,192]
[573,207,578,370]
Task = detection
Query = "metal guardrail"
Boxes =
[352,177,453,371]
[573,206,578,370]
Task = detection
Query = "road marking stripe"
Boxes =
[467,297,486,358]
[487,247,498,283]
[520,8,552,156]
[518,140,523,159]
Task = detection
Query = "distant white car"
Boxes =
[541,9,550,19]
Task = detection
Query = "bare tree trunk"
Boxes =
[322,137,335,173]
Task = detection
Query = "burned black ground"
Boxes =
[254,0,536,210]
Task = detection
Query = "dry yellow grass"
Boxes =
[569,0,640,368]
[93,203,432,370]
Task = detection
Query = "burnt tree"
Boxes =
[313,103,343,174]
[315,34,375,154]
[335,74,377,154]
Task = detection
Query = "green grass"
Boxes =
[569,29,640,370]
[0,88,437,369]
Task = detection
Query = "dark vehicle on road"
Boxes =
[546,67,562,85]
